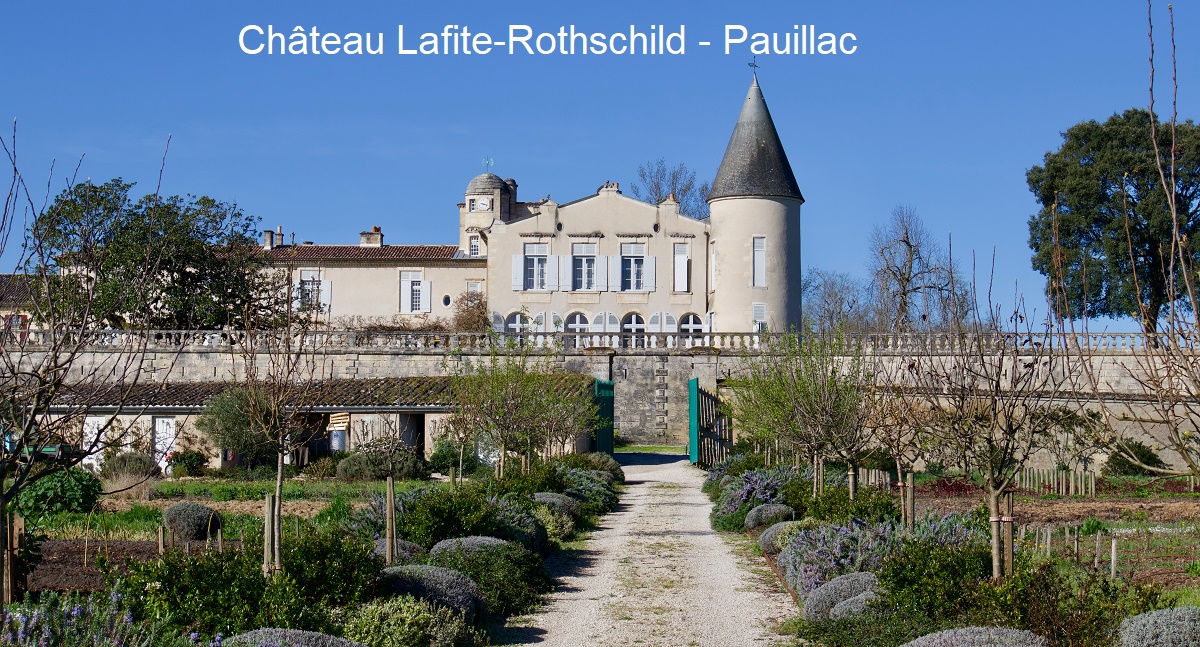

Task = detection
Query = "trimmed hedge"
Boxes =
[1118,607,1200,646]
[533,492,583,520]
[227,628,368,647]
[379,565,487,626]
[803,572,879,622]
[372,538,428,564]
[829,590,877,620]
[163,501,222,541]
[429,536,509,557]
[342,595,487,647]
[426,540,552,617]
[745,503,794,531]
[900,627,1048,647]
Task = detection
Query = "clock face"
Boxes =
[476,197,491,211]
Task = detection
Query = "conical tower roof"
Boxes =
[707,76,804,203]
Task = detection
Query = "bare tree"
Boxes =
[907,278,1081,578]
[868,206,964,331]
[0,127,177,604]
[629,159,712,218]
[802,268,874,334]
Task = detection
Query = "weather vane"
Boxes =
[748,56,759,73]
[482,156,494,173]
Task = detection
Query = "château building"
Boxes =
[267,75,804,335]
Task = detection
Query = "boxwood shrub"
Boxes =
[426,540,553,617]
[343,595,487,647]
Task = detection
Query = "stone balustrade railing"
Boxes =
[5,329,1167,355]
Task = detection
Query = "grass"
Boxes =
[153,477,412,501]
[38,504,269,541]
[615,445,686,454]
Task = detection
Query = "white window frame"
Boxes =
[400,271,430,314]
[752,237,767,288]
[620,243,646,292]
[572,243,597,291]
[466,281,482,293]
[679,313,704,335]
[299,269,321,309]
[468,235,481,257]
[523,243,548,291]
[505,312,530,333]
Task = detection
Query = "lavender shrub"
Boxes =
[0,588,190,647]
[777,513,982,599]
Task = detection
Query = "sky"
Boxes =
[3,1,1195,331]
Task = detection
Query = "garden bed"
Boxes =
[922,495,1200,523]
[29,539,236,593]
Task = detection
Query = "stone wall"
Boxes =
[27,331,1180,447]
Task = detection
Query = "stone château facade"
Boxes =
[269,75,804,335]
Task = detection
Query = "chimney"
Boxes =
[263,230,275,250]
[359,225,384,247]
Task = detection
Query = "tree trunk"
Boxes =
[988,486,1003,579]
[274,450,284,571]
[894,458,905,527]
[848,460,858,500]
[457,444,465,486]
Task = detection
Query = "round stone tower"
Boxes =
[707,75,804,332]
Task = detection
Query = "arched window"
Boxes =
[679,313,704,334]
[679,313,705,348]
[565,313,590,333]
[621,312,646,348]
[505,312,530,333]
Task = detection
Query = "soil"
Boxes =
[922,495,1200,524]
[27,539,241,594]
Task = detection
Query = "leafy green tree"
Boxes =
[1027,109,1200,332]
[33,178,267,329]
[195,387,277,468]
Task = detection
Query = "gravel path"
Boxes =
[499,453,795,646]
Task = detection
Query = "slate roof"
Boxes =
[59,375,593,412]
[264,245,463,262]
[708,76,805,203]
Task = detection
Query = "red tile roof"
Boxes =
[264,245,462,262]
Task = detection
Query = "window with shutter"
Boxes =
[673,243,689,292]
[752,237,767,288]
[752,303,768,331]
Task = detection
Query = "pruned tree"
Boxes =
[451,290,491,333]
[868,206,965,332]
[446,345,598,477]
[907,280,1080,578]
[727,330,877,496]
[223,255,331,572]
[629,159,712,218]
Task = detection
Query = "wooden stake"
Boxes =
[385,476,396,565]
[1095,531,1102,569]
[906,473,915,529]
[217,529,224,553]
[1110,537,1118,578]
[158,526,165,555]
[263,494,274,575]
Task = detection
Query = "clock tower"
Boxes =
[459,172,517,256]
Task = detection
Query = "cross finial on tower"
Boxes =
[482,156,494,172]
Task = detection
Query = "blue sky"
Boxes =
[4,1,1195,329]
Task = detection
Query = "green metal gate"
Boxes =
[593,379,615,455]
[688,378,732,468]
